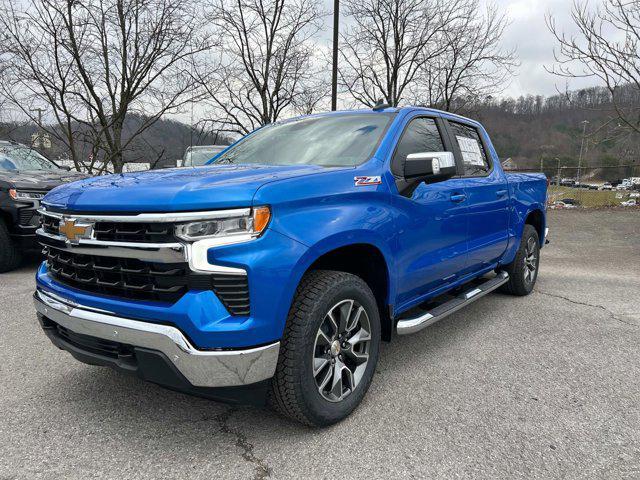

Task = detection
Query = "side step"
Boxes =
[396,271,509,335]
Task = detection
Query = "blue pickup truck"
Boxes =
[34,107,547,426]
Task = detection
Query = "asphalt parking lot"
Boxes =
[1,210,639,479]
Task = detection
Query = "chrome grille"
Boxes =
[38,209,251,315]
[42,215,60,234]
[93,222,175,243]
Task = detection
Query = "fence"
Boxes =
[504,165,640,208]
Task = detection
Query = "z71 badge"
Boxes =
[354,176,382,186]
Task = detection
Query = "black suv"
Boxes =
[0,141,88,272]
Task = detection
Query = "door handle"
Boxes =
[496,189,508,197]
[450,193,467,203]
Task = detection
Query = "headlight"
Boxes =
[9,189,45,200]
[175,206,271,242]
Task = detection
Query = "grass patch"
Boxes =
[548,186,632,207]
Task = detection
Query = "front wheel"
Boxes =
[500,224,540,296]
[269,270,381,426]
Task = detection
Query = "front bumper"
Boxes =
[34,289,280,389]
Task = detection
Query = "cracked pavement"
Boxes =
[1,209,639,479]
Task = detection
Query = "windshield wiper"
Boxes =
[216,157,235,165]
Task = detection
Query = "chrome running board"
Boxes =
[396,271,509,335]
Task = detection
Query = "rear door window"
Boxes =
[449,122,490,176]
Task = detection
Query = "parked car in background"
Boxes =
[0,141,88,272]
[601,182,613,190]
[33,107,548,426]
[621,199,637,207]
[550,201,576,209]
[179,145,227,167]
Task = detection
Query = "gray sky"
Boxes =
[322,0,600,98]
[497,0,596,97]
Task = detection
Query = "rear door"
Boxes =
[444,120,509,275]
[391,115,469,307]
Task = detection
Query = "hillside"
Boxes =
[472,87,640,181]
[1,86,638,181]
[0,114,233,169]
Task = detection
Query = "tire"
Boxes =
[500,224,540,296]
[0,219,22,273]
[269,270,381,427]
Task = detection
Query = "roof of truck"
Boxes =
[312,105,477,122]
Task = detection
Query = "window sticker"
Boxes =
[456,136,484,166]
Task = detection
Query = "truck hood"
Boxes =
[43,164,330,212]
[0,169,89,190]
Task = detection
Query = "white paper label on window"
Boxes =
[456,136,485,166]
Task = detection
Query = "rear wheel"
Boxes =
[0,219,22,273]
[269,270,381,426]
[500,224,540,296]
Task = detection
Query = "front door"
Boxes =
[391,116,469,308]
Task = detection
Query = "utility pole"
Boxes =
[556,157,561,187]
[577,120,589,186]
[29,108,45,149]
[30,108,44,126]
[331,0,339,111]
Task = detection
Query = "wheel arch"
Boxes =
[287,232,395,342]
[306,243,393,341]
[524,208,545,244]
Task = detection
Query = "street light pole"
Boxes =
[331,0,339,111]
[577,120,589,185]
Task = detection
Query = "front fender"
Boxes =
[285,227,396,300]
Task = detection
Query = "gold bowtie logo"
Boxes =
[58,219,91,242]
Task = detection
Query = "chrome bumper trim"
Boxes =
[34,289,279,387]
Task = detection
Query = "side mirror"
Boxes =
[404,152,457,182]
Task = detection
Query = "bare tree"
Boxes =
[338,0,471,107]
[294,76,331,115]
[198,0,325,135]
[547,0,640,135]
[420,1,517,112]
[0,0,212,172]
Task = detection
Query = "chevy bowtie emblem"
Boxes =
[58,218,92,243]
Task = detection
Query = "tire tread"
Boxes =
[269,270,375,426]
[500,224,539,296]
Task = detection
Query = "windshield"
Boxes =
[0,146,58,171]
[214,113,394,167]
[184,146,226,167]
